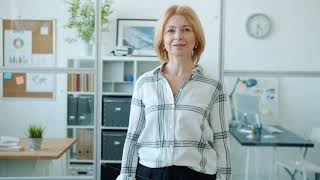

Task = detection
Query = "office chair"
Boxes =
[276,128,320,180]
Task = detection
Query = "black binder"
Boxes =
[67,95,78,125]
[77,95,94,125]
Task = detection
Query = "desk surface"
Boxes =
[0,138,77,160]
[230,125,314,147]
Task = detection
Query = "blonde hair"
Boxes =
[154,5,205,64]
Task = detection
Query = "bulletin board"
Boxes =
[2,19,55,98]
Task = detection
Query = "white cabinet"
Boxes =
[65,56,160,179]
[100,56,160,179]
[66,58,96,175]
[102,56,160,95]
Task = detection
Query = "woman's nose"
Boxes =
[174,31,182,40]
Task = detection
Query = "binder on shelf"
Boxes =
[77,129,93,160]
[78,95,94,125]
[68,95,78,125]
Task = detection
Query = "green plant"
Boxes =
[27,124,45,138]
[65,0,112,44]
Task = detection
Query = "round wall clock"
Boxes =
[246,13,272,39]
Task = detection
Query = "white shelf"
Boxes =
[67,56,95,60]
[67,125,95,129]
[69,159,95,164]
[102,81,133,84]
[102,92,132,96]
[67,91,95,95]
[102,56,159,62]
[100,160,121,164]
[101,127,128,130]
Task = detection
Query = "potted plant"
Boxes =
[65,0,112,56]
[27,124,45,151]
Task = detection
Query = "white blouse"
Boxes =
[117,64,231,180]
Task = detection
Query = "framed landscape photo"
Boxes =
[116,19,157,56]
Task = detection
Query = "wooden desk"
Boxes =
[0,138,77,176]
[0,138,77,160]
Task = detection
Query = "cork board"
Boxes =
[2,19,54,98]
[3,19,53,56]
[3,73,53,98]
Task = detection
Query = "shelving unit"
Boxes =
[100,56,160,179]
[66,57,96,177]
[101,56,159,94]
[66,56,160,179]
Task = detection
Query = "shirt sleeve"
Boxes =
[116,79,145,180]
[209,81,232,180]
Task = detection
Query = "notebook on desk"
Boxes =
[0,146,24,152]
[0,136,24,151]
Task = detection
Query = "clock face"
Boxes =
[246,13,272,39]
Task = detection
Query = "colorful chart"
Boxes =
[13,38,24,49]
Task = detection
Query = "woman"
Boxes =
[117,5,231,180]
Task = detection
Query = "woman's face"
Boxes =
[163,14,196,59]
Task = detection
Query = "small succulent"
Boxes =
[27,124,45,138]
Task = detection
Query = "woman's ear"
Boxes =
[194,42,198,49]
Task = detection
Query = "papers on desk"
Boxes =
[264,126,283,134]
[0,136,24,151]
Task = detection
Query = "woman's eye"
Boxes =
[167,29,174,33]
[183,28,191,32]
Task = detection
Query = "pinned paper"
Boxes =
[40,26,49,35]
[4,72,13,80]
[15,76,24,85]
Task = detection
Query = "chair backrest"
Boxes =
[310,128,320,143]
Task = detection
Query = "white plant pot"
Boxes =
[27,138,43,151]
[83,43,94,57]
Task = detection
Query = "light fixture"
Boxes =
[229,78,258,128]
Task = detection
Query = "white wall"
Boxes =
[224,0,320,71]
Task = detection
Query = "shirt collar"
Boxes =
[152,63,203,76]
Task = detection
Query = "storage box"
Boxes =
[102,96,131,127]
[102,131,126,160]
[101,163,121,180]
[69,162,94,176]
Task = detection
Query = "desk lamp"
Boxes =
[229,78,257,128]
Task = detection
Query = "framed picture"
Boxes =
[116,19,157,56]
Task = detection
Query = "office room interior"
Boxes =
[0,0,319,180]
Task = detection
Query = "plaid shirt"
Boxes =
[117,64,231,180]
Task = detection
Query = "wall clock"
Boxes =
[246,13,272,39]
